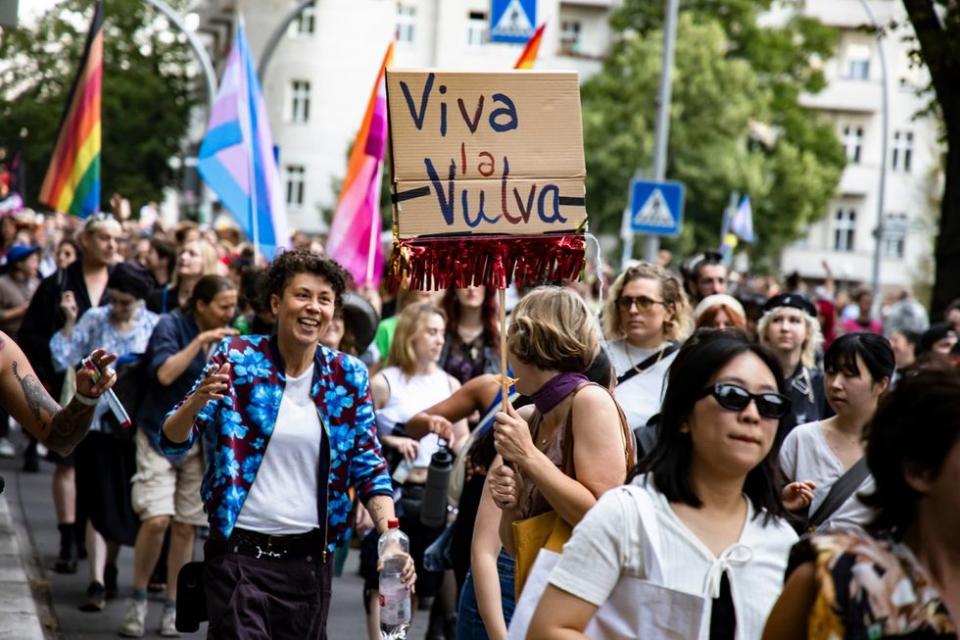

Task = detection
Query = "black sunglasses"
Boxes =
[616,295,667,312]
[697,383,791,420]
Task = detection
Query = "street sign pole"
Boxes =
[644,0,680,263]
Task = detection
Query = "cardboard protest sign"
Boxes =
[386,70,587,290]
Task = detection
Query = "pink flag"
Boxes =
[326,44,393,286]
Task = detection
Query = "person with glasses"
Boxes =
[601,262,692,431]
[758,294,831,438]
[528,329,798,639]
[49,262,159,611]
[779,333,894,533]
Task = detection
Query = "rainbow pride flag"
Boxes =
[39,1,103,218]
[514,23,546,69]
[325,43,394,286]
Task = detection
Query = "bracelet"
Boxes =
[73,392,100,406]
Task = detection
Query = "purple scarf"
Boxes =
[530,372,589,415]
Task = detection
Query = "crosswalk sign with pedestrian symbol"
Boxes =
[490,0,537,44]
[629,178,685,237]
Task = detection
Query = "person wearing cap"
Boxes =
[917,322,958,361]
[19,212,122,570]
[693,293,747,331]
[49,261,160,612]
[0,244,41,458]
[758,293,832,438]
[681,251,728,303]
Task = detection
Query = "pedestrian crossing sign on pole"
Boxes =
[629,178,684,237]
[490,0,537,44]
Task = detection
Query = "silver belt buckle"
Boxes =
[255,538,283,559]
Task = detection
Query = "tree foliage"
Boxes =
[583,0,845,269]
[902,0,960,317]
[0,0,195,212]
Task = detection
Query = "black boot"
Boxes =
[104,563,118,600]
[53,523,77,574]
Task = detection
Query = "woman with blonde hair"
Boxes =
[758,294,831,438]
[488,287,634,599]
[146,238,222,314]
[601,262,692,430]
[368,302,468,638]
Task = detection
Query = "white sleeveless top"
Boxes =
[377,366,454,468]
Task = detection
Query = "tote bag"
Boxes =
[506,485,706,640]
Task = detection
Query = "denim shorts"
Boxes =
[456,551,516,640]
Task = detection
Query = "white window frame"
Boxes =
[396,3,416,45]
[841,124,864,164]
[285,165,306,208]
[466,10,488,47]
[560,20,582,54]
[845,43,871,80]
[289,2,316,36]
[288,80,311,124]
[833,207,857,252]
[883,212,908,260]
[891,130,914,173]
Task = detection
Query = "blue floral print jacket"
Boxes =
[160,334,393,554]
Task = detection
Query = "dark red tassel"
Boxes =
[389,234,585,291]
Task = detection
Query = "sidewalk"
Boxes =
[1,451,430,639]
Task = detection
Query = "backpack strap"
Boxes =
[616,343,679,387]
[807,457,870,530]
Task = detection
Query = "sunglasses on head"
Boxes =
[697,383,791,419]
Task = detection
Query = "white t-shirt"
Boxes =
[606,339,678,429]
[780,421,875,532]
[236,365,321,535]
[549,474,797,640]
[376,366,454,468]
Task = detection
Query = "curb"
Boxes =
[0,492,47,639]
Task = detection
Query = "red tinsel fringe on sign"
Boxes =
[389,234,585,291]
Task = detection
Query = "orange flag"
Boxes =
[514,23,545,69]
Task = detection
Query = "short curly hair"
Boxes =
[266,249,349,307]
[508,286,599,372]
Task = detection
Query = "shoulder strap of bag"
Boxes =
[562,383,635,478]
[616,342,679,387]
[807,457,870,529]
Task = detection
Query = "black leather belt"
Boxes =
[206,527,325,561]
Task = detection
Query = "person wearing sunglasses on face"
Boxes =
[779,333,894,533]
[601,262,692,431]
[528,329,797,640]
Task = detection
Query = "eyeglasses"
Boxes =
[697,383,791,419]
[616,296,667,312]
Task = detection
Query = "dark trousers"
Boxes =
[203,551,333,639]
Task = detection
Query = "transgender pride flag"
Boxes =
[198,20,288,259]
[326,44,393,286]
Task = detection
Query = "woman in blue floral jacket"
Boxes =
[161,249,414,639]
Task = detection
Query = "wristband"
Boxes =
[73,392,100,406]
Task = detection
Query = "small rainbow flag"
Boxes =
[514,23,546,69]
[326,43,394,286]
[39,1,103,218]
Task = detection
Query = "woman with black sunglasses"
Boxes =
[528,329,797,639]
[779,333,894,532]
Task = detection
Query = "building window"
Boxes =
[290,2,315,36]
[285,165,306,207]
[288,80,311,124]
[560,20,582,54]
[841,124,864,164]
[833,207,857,252]
[467,11,487,46]
[883,212,908,259]
[845,44,871,80]
[396,4,416,44]
[891,130,914,172]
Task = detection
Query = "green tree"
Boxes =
[584,2,845,269]
[902,0,960,317]
[0,0,195,212]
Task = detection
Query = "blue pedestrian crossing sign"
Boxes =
[629,179,685,237]
[490,0,537,44]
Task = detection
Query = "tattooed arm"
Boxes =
[0,332,117,456]
[364,494,397,535]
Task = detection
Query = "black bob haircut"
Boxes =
[823,332,895,383]
[266,249,349,308]
[863,366,960,538]
[633,328,788,522]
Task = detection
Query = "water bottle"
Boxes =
[378,519,411,640]
[420,444,453,528]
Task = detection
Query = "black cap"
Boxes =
[107,262,153,300]
[761,293,817,318]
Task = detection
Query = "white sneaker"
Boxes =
[35,441,48,457]
[160,606,180,637]
[119,598,147,638]
[0,438,15,458]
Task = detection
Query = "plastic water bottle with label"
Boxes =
[378,518,411,639]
